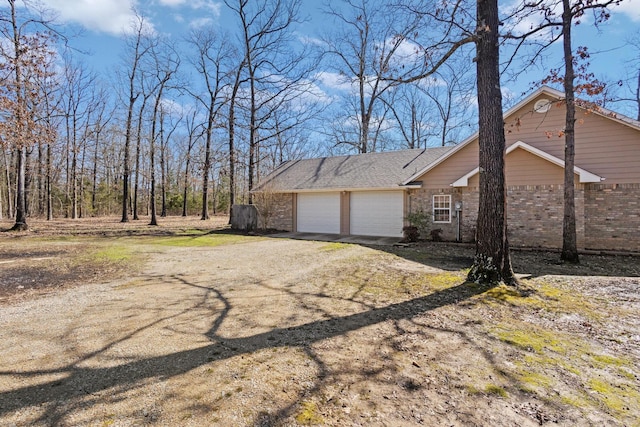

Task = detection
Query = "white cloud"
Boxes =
[188,17,214,29]
[39,0,142,35]
[616,0,640,22]
[315,71,353,92]
[157,0,221,14]
[30,0,221,36]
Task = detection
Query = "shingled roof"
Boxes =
[255,147,454,192]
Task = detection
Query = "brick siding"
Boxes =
[584,184,640,252]
[255,193,293,231]
[410,183,640,252]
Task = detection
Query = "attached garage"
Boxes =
[296,192,341,234]
[350,191,404,237]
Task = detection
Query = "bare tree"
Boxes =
[181,106,202,217]
[505,0,620,264]
[147,40,180,226]
[89,86,113,216]
[226,0,317,202]
[61,56,97,219]
[322,0,427,153]
[119,13,154,223]
[187,29,233,220]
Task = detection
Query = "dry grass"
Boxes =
[0,221,638,426]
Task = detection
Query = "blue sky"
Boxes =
[13,0,640,118]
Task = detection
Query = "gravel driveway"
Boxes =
[1,235,638,426]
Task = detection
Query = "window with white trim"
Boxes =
[433,195,451,223]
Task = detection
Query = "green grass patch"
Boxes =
[335,267,465,297]
[90,245,132,262]
[587,378,640,414]
[319,242,350,251]
[492,324,569,355]
[478,281,600,321]
[516,371,553,390]
[148,233,260,247]
[295,401,324,425]
[484,384,508,397]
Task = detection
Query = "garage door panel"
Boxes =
[350,191,404,237]
[297,192,340,234]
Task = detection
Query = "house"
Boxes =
[254,86,640,252]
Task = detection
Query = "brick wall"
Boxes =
[584,184,640,252]
[411,185,591,250]
[254,193,293,231]
[408,188,465,241]
[507,184,584,249]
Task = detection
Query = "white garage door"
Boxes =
[350,191,404,237]
[297,192,341,234]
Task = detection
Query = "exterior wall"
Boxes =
[417,94,640,188]
[410,184,588,250]
[255,193,294,231]
[584,184,640,252]
[412,91,640,251]
[408,188,465,242]
[504,96,640,183]
[417,142,480,189]
[340,191,350,235]
[507,185,584,249]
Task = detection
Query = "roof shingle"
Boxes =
[256,147,454,192]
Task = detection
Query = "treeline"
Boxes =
[1,0,637,229]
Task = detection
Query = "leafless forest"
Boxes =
[1,0,638,229]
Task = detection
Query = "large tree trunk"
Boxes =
[4,148,14,219]
[467,0,516,285]
[201,111,213,221]
[133,97,149,221]
[12,147,28,230]
[560,0,579,264]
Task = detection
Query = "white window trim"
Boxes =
[433,194,452,223]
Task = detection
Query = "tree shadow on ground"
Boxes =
[0,278,494,423]
[377,241,640,278]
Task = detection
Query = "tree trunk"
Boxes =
[636,70,640,122]
[467,0,516,285]
[47,142,52,220]
[201,106,214,220]
[122,108,132,223]
[71,134,78,219]
[37,142,44,216]
[3,148,13,219]
[160,114,167,217]
[182,147,191,217]
[12,147,28,230]
[149,133,157,226]
[133,103,144,220]
[91,131,99,214]
[560,0,579,264]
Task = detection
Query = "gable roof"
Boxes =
[256,147,454,192]
[450,141,604,187]
[402,85,640,185]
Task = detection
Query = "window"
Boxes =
[433,195,451,223]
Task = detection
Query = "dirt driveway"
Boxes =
[0,231,638,426]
